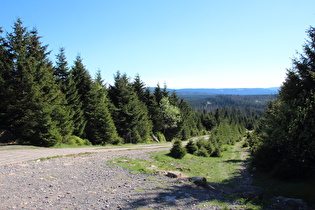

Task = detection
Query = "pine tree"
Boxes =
[70,55,92,137]
[0,27,11,129]
[252,27,315,178]
[54,47,69,88]
[108,72,152,143]
[169,139,186,159]
[85,71,122,145]
[1,19,72,146]
[132,74,146,103]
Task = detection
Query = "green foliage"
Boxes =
[85,71,122,145]
[0,19,72,146]
[155,132,166,142]
[0,19,247,148]
[185,140,198,154]
[169,139,186,159]
[108,72,152,143]
[196,138,215,156]
[252,27,315,178]
[62,135,91,146]
[195,146,209,157]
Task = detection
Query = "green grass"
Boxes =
[107,141,262,209]
[108,143,245,184]
[33,152,95,161]
[0,145,40,150]
[108,139,315,208]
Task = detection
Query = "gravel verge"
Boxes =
[0,148,222,209]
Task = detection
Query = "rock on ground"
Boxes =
[0,149,223,209]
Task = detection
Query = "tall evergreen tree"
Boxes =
[1,19,72,146]
[54,47,70,91]
[85,71,122,145]
[251,27,315,178]
[108,72,152,143]
[132,74,146,103]
[0,27,11,128]
[70,55,92,137]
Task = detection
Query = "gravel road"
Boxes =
[0,145,221,209]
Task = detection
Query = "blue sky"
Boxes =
[2,0,315,88]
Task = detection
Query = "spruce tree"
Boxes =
[1,19,72,146]
[169,139,186,159]
[132,74,146,103]
[85,71,122,145]
[70,55,92,137]
[252,27,315,178]
[108,72,152,143]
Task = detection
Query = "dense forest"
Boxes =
[0,19,257,148]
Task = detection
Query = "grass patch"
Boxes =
[134,187,146,192]
[107,140,264,209]
[0,145,40,150]
[107,142,245,184]
[33,152,95,162]
[107,157,155,174]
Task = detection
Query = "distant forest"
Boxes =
[185,95,277,114]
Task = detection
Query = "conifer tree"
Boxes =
[169,139,186,159]
[252,27,315,178]
[85,71,122,145]
[1,19,72,146]
[54,48,84,137]
[70,55,92,137]
[108,72,152,143]
[132,74,146,103]
[0,27,10,128]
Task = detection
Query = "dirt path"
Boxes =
[0,137,261,209]
[0,143,172,166]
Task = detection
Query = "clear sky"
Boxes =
[1,0,315,89]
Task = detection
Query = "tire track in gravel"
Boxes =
[0,143,173,166]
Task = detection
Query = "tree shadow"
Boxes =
[125,173,260,209]
[223,159,244,164]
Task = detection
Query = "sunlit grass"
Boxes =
[107,142,245,184]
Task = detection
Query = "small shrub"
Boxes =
[63,135,92,146]
[196,138,215,156]
[185,140,198,154]
[155,132,166,142]
[194,146,209,157]
[111,136,123,145]
[212,147,222,157]
[169,139,186,159]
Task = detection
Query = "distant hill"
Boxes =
[170,87,279,98]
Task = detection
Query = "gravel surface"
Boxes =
[0,148,223,209]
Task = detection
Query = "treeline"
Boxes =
[0,19,255,148]
[187,95,277,114]
[249,27,315,178]
[0,19,209,146]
